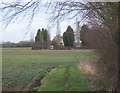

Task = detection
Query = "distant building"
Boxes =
[60,36,64,47]
[74,41,81,48]
[50,45,54,49]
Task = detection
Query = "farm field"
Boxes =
[2,48,98,91]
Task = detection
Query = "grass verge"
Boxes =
[35,65,89,91]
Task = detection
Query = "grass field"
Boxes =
[2,48,98,91]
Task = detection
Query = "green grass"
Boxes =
[68,65,89,91]
[2,48,98,89]
[36,66,65,91]
[36,65,89,91]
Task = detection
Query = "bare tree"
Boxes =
[0,1,118,28]
[75,19,81,48]
[0,0,42,29]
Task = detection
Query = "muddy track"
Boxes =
[22,66,57,91]
[22,74,41,91]
[64,66,70,91]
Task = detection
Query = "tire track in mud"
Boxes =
[22,66,57,91]
[22,74,41,91]
[64,66,70,91]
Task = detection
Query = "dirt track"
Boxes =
[64,66,70,91]
[2,74,41,91]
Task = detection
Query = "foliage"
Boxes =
[35,29,41,42]
[80,24,118,90]
[35,28,50,43]
[80,24,90,46]
[63,26,75,47]
[34,28,50,49]
[2,41,32,48]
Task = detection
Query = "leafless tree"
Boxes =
[75,19,81,47]
[0,1,118,28]
[0,0,43,29]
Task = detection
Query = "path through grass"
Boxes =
[36,65,89,91]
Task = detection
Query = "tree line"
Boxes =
[2,41,33,48]
[32,25,78,49]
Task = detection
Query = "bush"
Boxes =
[83,25,118,91]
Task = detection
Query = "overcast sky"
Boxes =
[0,13,76,43]
[0,0,85,43]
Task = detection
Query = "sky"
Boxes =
[0,0,118,43]
[0,13,76,43]
[0,0,85,43]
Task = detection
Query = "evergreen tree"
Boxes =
[34,28,50,49]
[80,24,89,46]
[35,29,41,42]
[63,26,75,47]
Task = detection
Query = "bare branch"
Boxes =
[0,0,41,30]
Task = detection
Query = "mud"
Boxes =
[2,66,57,92]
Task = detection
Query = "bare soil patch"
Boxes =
[2,74,41,91]
[2,67,56,91]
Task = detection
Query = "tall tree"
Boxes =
[34,28,50,49]
[63,26,75,47]
[35,29,41,42]
[80,24,90,46]
[75,20,81,43]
